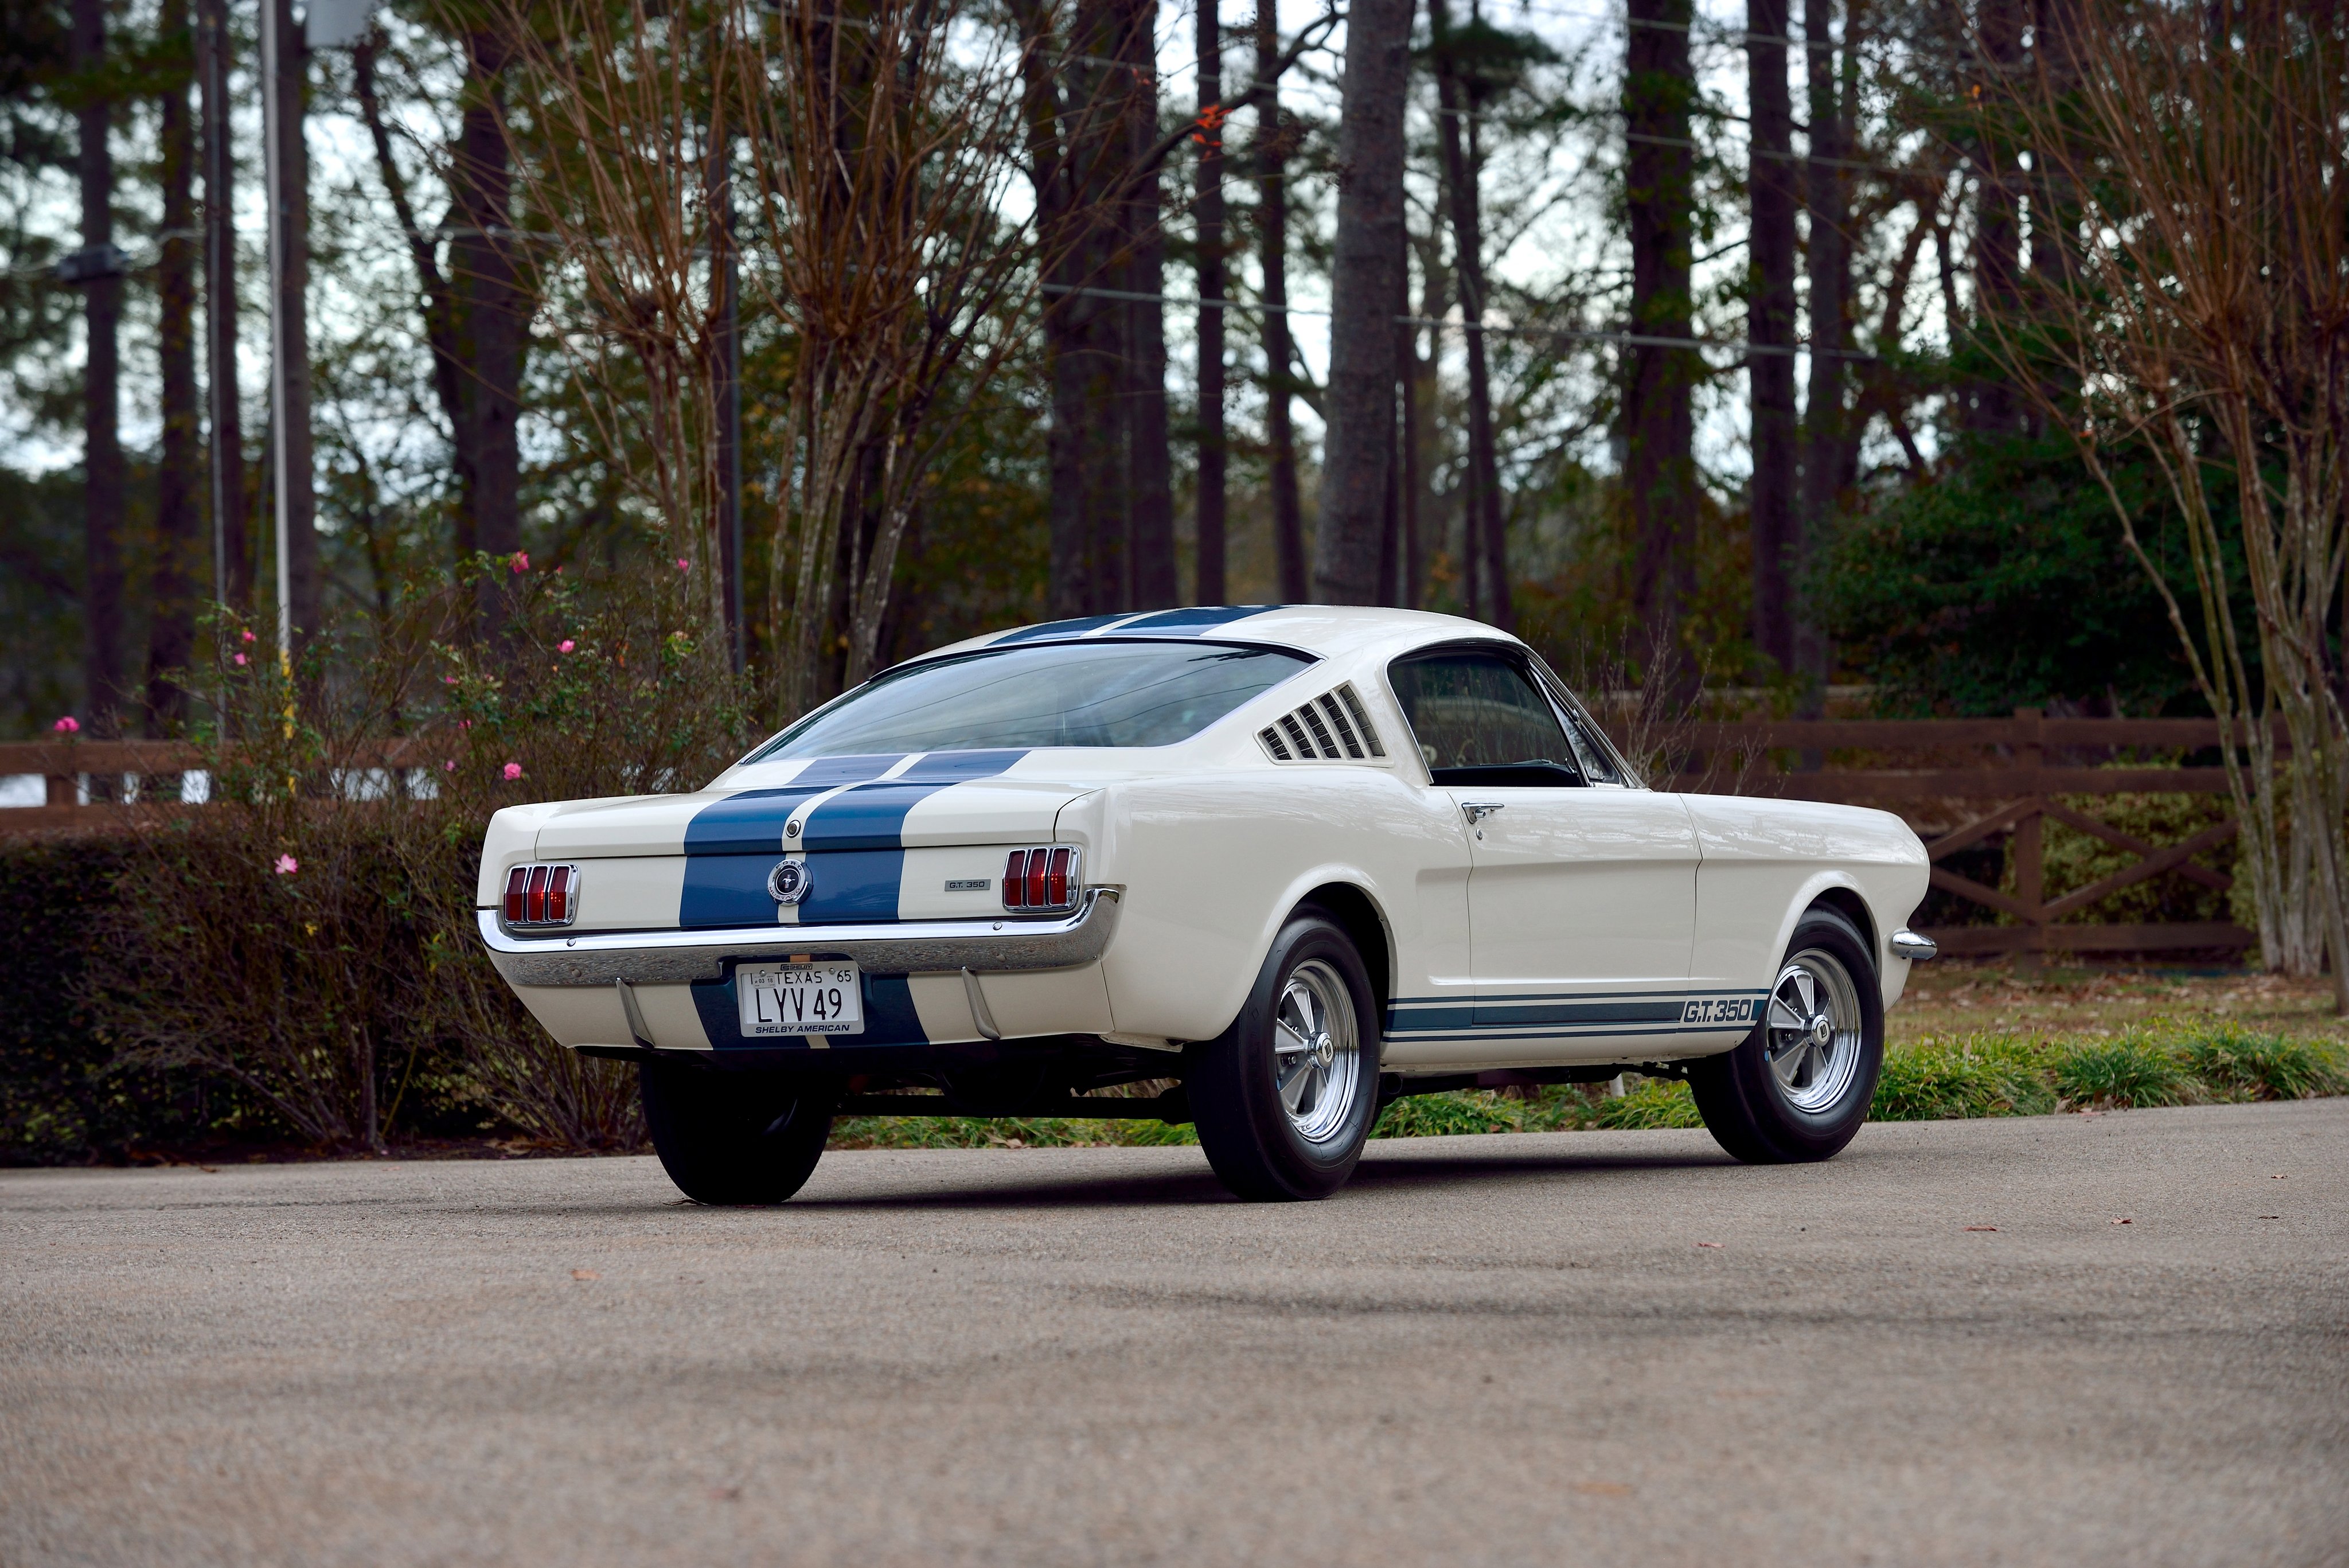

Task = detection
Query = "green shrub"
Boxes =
[2050,1036,2196,1107]
[1374,1090,1527,1138]
[2174,1024,2348,1101]
[829,1115,1196,1149]
[1586,1079,1703,1129]
[1872,1035,2059,1120]
[0,838,244,1164]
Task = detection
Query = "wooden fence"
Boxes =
[2,708,2262,958]
[1664,707,2256,957]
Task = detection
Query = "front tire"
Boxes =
[1688,906,1883,1163]
[638,1060,835,1205]
[1186,912,1382,1201]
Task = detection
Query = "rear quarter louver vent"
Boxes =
[1259,683,1390,763]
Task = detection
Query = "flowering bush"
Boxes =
[78,558,768,1153]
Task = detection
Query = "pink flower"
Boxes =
[502,762,523,781]
[52,715,79,734]
[510,551,530,574]
[443,674,457,685]
[458,719,471,730]
[240,629,256,643]
[675,557,692,574]
[274,855,299,875]
[443,760,456,772]
[233,653,248,666]
[557,639,575,654]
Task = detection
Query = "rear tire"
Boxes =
[638,1060,835,1205]
[1186,912,1382,1201]
[1688,906,1883,1164]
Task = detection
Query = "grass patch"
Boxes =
[824,1027,2346,1149]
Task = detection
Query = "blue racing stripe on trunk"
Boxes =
[681,755,905,925]
[799,750,1031,851]
[796,848,903,923]
[789,750,1031,922]
[681,854,788,929]
[682,754,906,856]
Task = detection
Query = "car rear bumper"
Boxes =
[476,888,1122,988]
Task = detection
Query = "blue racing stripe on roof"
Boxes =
[1113,605,1283,634]
[989,614,1137,645]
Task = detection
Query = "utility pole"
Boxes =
[260,0,318,661]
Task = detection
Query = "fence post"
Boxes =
[2012,706,2045,970]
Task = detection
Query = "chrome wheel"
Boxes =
[1270,958,1361,1144]
[1763,949,1865,1114]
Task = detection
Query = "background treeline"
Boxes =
[7,0,2349,1162]
[3,0,2238,732]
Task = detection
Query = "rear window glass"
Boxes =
[751,641,1314,759]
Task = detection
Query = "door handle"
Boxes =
[1461,801,1506,826]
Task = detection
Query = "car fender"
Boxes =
[1075,771,1455,1047]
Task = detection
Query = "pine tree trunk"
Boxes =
[1431,0,1509,627]
[73,0,126,737]
[1624,0,1697,676]
[1313,0,1413,604]
[1193,0,1227,606]
[151,0,201,730]
[452,28,524,619]
[1796,0,1851,710]
[1968,0,2023,438]
[1123,0,1176,609]
[197,0,247,610]
[1256,5,1305,602]
[1746,0,1799,674]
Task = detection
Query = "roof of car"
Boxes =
[908,604,1523,668]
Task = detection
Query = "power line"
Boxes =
[1042,280,1879,359]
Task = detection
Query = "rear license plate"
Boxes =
[736,963,864,1037]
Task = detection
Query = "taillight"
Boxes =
[500,863,582,929]
[1000,846,1080,914]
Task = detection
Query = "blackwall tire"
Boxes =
[1688,906,1883,1164]
[1185,911,1382,1202]
[638,1059,835,1205]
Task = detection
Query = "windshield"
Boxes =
[751,640,1314,760]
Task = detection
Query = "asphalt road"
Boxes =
[3,1101,2345,1568]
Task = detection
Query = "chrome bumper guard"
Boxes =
[477,887,1121,988]
[1889,928,1938,963]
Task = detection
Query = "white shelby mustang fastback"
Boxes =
[478,606,1937,1202]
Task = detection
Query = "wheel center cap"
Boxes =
[1314,1032,1335,1068]
[1808,1013,1835,1048]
